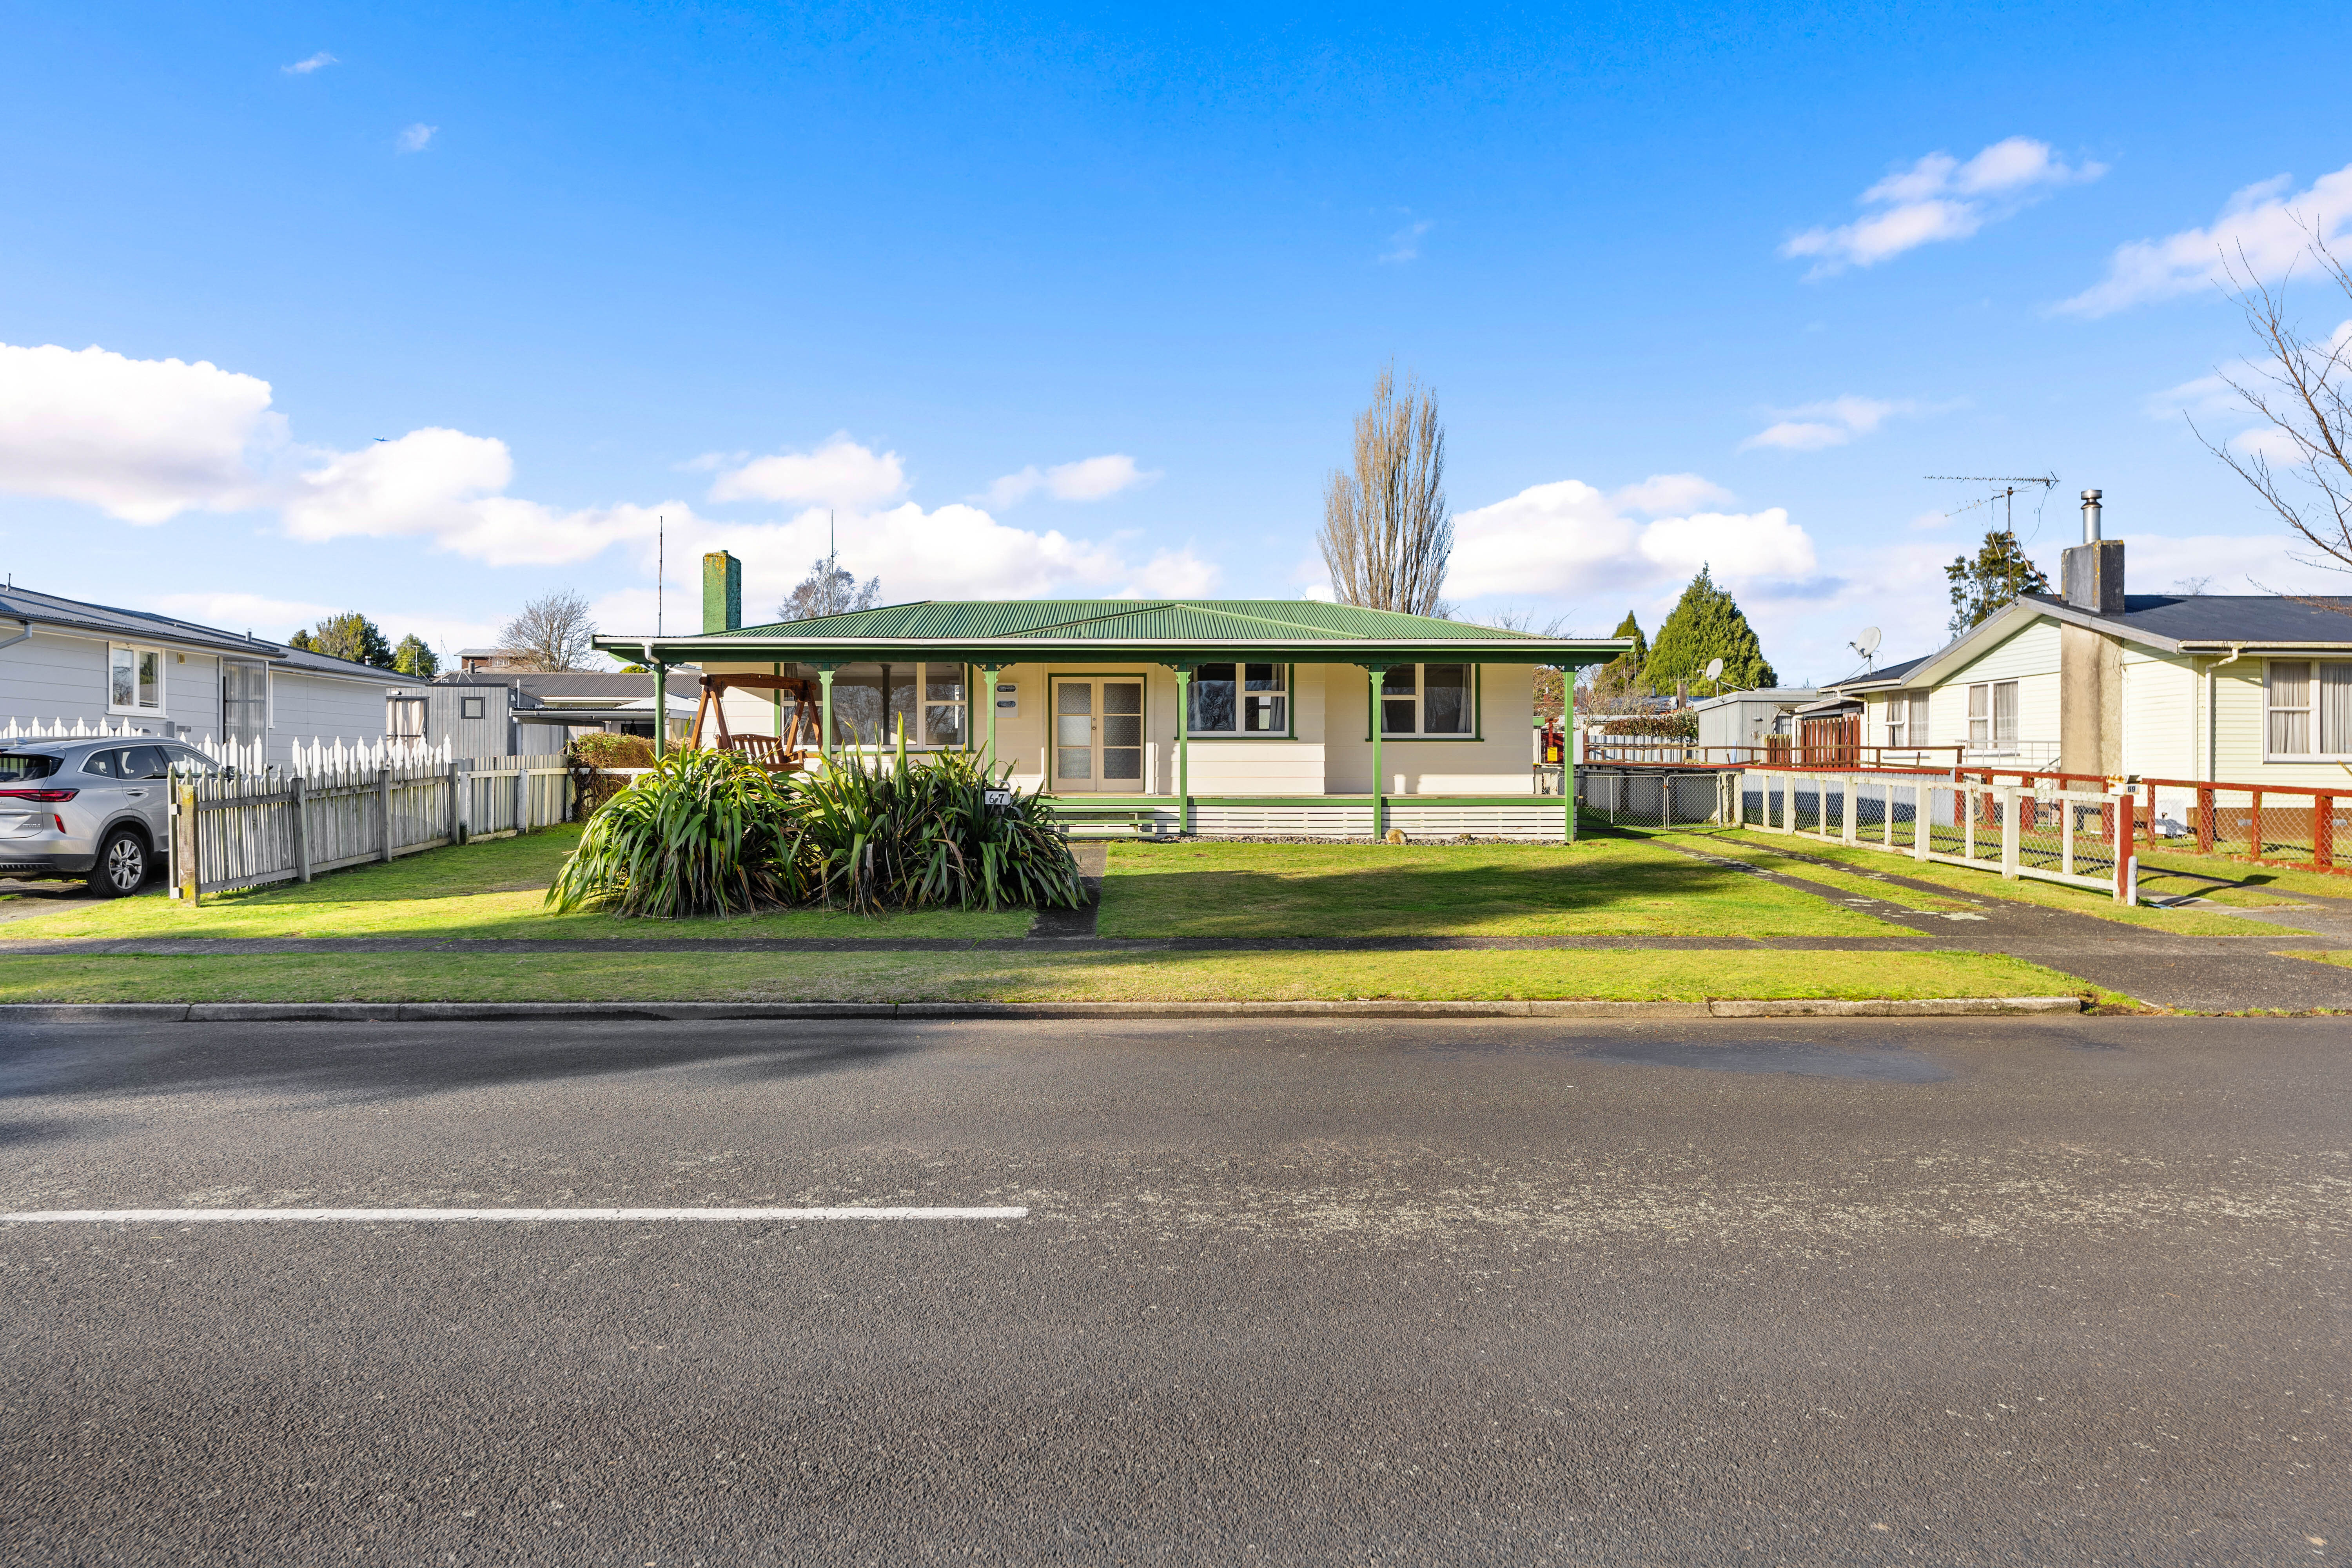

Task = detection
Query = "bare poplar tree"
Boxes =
[498,590,599,671]
[1318,365,1452,615]
[2197,231,2352,574]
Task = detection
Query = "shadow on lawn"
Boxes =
[1101,837,1808,933]
[0,1016,922,1110]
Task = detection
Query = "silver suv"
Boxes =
[0,739,217,897]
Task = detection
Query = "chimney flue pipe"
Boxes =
[2081,488,2103,543]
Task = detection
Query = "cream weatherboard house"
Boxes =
[594,552,1627,838]
[1822,493,2352,796]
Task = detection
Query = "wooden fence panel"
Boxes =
[169,754,568,901]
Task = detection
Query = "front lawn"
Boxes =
[0,947,2101,1004]
[1097,836,1907,939]
[1693,829,2311,936]
[0,826,1033,943]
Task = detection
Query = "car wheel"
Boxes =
[88,829,149,898]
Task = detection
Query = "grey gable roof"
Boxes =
[1825,591,2352,698]
[0,584,425,686]
[2061,593,2352,647]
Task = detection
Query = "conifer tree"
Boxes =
[1606,610,1648,673]
[1944,529,2050,636]
[1643,567,1775,691]
[391,634,439,678]
[290,612,396,670]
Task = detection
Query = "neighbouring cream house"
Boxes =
[1824,491,2352,790]
[593,552,1628,838]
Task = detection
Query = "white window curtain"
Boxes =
[2320,662,2352,755]
[2270,661,2313,755]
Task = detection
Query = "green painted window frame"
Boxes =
[1184,661,1298,741]
[1363,662,1483,742]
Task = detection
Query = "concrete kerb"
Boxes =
[0,996,2084,1025]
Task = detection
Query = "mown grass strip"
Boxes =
[1098,836,1907,940]
[0,827,1031,944]
[0,948,2101,1005]
[1655,833,1975,912]
[1691,829,2307,936]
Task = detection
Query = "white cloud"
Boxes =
[2060,164,2352,317]
[984,453,1156,507]
[1739,396,1908,452]
[1445,474,1816,603]
[1117,548,1220,599]
[710,436,907,508]
[1783,137,2103,276]
[1611,473,1734,514]
[0,339,1221,610]
[1379,218,1434,265]
[282,52,337,74]
[280,428,689,568]
[0,341,283,523]
[397,123,436,153]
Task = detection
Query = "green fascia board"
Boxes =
[596,599,1628,668]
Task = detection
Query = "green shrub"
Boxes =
[569,733,656,768]
[546,749,800,918]
[791,744,1082,915]
[547,737,1082,919]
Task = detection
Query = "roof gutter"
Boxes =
[0,619,29,655]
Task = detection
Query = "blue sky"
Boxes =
[3,1,2349,682]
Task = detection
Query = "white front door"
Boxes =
[1052,678,1145,792]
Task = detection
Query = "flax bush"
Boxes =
[791,743,1082,915]
[547,734,1082,919]
[546,748,801,918]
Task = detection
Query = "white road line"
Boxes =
[0,1206,1028,1223]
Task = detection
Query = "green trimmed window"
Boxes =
[1188,663,1288,735]
[1380,664,1472,736]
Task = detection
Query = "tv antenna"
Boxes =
[1926,473,2058,538]
[1849,626,1881,671]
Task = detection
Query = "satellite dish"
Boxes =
[1703,657,1725,683]
[1855,627,1882,657]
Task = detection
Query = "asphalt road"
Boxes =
[2,1015,2346,1565]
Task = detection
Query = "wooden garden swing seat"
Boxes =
[685,673,820,771]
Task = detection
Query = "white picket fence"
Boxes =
[166,751,572,902]
[1739,768,2138,904]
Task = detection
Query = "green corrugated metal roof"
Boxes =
[716,599,1545,642]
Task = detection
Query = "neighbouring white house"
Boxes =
[1822,491,2352,788]
[0,584,432,766]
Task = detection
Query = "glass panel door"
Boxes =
[1054,681,1094,789]
[1101,681,1143,785]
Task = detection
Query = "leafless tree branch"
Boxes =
[2197,227,2352,580]
[498,590,599,671]
[1318,364,1452,616]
